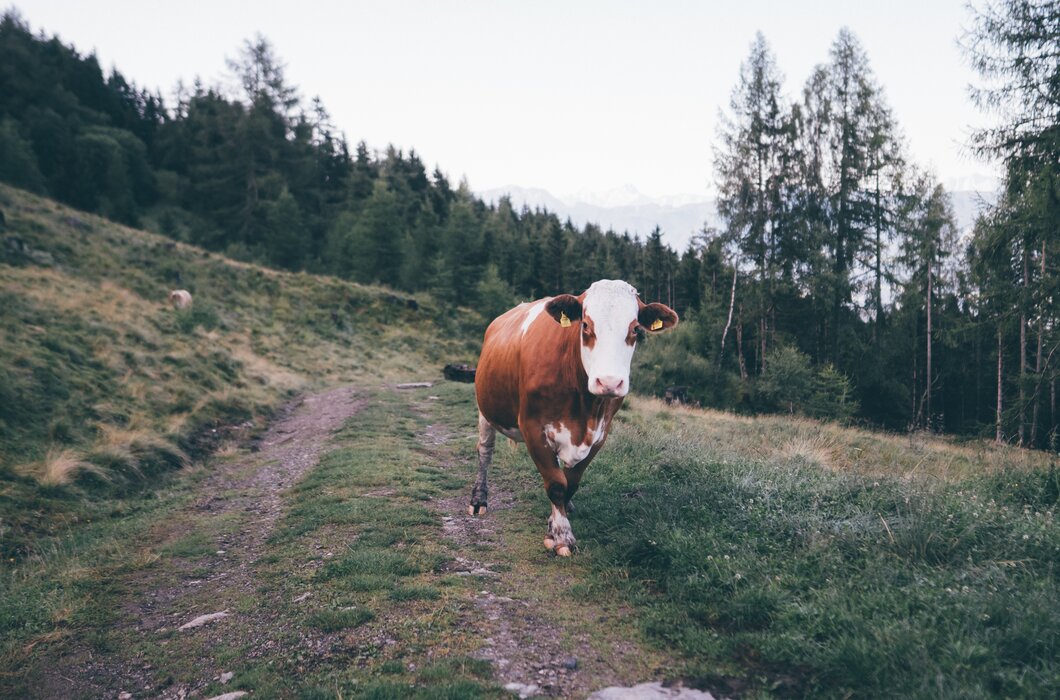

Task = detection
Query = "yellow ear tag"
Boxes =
[650,318,664,331]
[560,311,571,328]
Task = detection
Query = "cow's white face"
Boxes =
[545,279,678,398]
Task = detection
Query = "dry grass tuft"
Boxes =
[774,431,840,470]
[229,340,306,391]
[96,424,156,450]
[25,448,109,487]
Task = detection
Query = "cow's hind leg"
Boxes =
[468,413,494,516]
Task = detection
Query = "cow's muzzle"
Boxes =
[589,375,627,397]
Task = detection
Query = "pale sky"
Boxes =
[15,0,1000,199]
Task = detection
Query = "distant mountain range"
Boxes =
[477,184,998,252]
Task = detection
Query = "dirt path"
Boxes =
[28,383,670,699]
[416,398,665,699]
[40,385,367,699]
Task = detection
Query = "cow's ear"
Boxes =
[638,302,679,333]
[545,294,582,325]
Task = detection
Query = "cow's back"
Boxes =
[475,300,549,432]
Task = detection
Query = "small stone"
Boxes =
[220,671,234,684]
[118,693,132,700]
[562,656,578,670]
[178,610,229,631]
[216,550,226,555]
[504,682,541,698]
[587,681,716,699]
[205,693,248,700]
[292,592,312,603]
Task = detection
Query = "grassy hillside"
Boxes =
[2,184,1058,698]
[0,183,479,558]
[567,398,1059,697]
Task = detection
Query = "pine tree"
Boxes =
[715,33,789,371]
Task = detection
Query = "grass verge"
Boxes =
[562,398,1060,698]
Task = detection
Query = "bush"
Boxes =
[756,345,814,413]
[808,363,858,422]
[174,303,219,333]
[632,318,743,408]
[0,118,45,193]
[757,347,858,421]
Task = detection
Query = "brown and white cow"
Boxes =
[470,279,678,556]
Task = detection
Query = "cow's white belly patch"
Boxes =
[544,422,593,469]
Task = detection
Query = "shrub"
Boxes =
[174,303,219,333]
[756,345,814,413]
[807,363,859,422]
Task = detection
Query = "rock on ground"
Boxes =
[587,681,718,700]
[177,610,228,631]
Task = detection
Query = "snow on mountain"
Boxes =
[478,184,718,251]
[476,183,996,253]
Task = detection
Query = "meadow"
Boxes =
[1,184,1057,698]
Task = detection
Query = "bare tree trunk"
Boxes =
[718,267,737,367]
[912,317,919,428]
[736,311,749,382]
[1051,375,1057,451]
[926,256,933,431]
[997,327,1004,444]
[760,317,767,375]
[873,170,883,344]
[1031,241,1045,446]
[1019,245,1029,445]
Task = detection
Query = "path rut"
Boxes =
[41,385,367,699]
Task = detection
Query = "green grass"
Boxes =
[0,184,482,694]
[559,403,1060,698]
[306,607,376,631]
[4,183,1059,698]
[0,182,479,558]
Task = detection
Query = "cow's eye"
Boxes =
[582,322,589,331]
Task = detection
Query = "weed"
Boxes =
[388,585,441,601]
[306,607,375,632]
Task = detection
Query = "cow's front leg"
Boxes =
[562,440,604,517]
[545,494,575,557]
[526,438,575,556]
[468,413,494,516]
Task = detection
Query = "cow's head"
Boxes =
[545,280,678,397]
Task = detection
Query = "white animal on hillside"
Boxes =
[168,289,192,309]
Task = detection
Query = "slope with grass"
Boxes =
[2,184,1058,698]
[0,182,479,558]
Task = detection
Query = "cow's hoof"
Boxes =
[544,537,572,556]
[468,504,488,516]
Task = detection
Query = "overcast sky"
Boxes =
[16,0,999,199]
